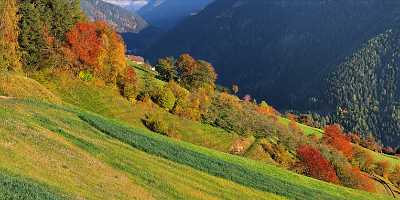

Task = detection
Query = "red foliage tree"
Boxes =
[65,22,102,70]
[323,124,353,159]
[297,145,339,184]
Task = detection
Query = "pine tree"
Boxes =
[0,0,22,72]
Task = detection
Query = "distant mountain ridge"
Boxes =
[138,0,214,30]
[147,0,400,108]
[81,0,148,33]
[145,0,400,145]
[102,0,148,11]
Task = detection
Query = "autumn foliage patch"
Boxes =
[297,145,339,184]
[323,124,353,159]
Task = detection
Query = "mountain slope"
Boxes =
[80,0,148,33]
[138,0,213,30]
[102,0,149,11]
[0,96,392,200]
[327,29,400,146]
[0,70,395,199]
[146,0,400,110]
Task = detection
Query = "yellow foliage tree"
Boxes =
[0,0,22,72]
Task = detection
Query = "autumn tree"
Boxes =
[297,145,339,184]
[256,101,278,117]
[176,54,217,91]
[65,22,102,71]
[96,21,127,83]
[0,0,21,72]
[389,165,400,187]
[156,57,177,81]
[118,67,139,102]
[65,21,127,83]
[323,124,353,159]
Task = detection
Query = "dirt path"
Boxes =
[0,96,15,100]
[368,173,399,198]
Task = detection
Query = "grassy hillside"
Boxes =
[1,98,285,200]
[38,70,239,153]
[0,97,393,200]
[1,67,399,199]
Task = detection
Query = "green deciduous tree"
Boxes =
[18,0,81,71]
[156,57,177,82]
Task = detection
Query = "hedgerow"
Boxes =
[0,170,68,200]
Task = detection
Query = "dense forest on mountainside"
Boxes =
[327,29,400,146]
[81,0,148,33]
[145,0,400,146]
[146,0,400,110]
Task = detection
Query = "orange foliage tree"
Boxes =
[323,124,353,159]
[297,145,339,184]
[65,21,127,84]
[65,22,101,70]
[256,101,278,117]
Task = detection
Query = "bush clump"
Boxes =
[297,145,339,184]
[152,86,176,111]
[142,113,179,139]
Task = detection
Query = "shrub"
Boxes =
[260,140,294,168]
[152,86,176,111]
[374,161,390,178]
[382,146,396,155]
[389,165,400,187]
[174,85,213,121]
[349,167,376,192]
[118,67,139,102]
[352,146,374,172]
[166,81,189,111]
[142,113,179,139]
[349,132,362,145]
[297,145,339,184]
[360,134,382,152]
[319,146,375,192]
[78,71,93,81]
[323,124,353,159]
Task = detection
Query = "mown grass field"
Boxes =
[0,98,393,200]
